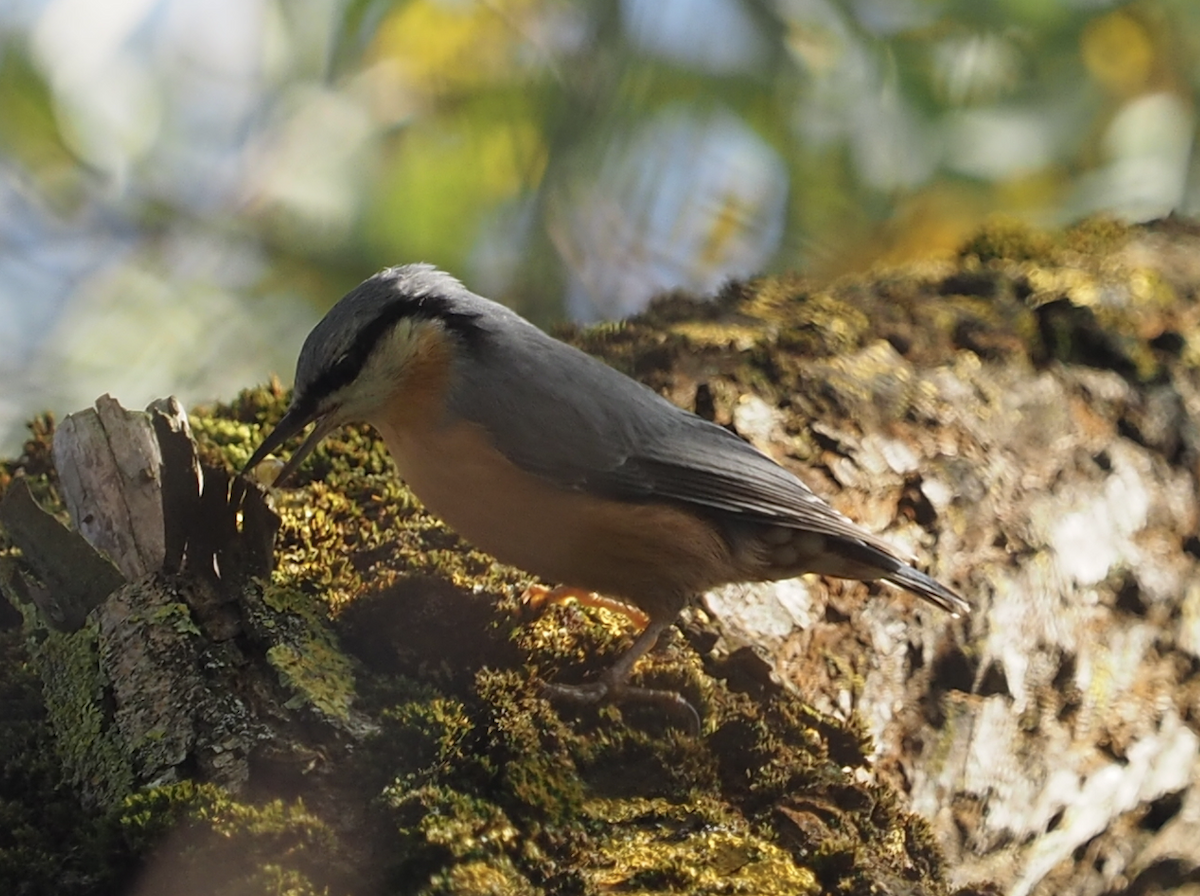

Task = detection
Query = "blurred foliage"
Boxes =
[1,0,1200,451]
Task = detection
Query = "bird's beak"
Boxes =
[242,405,341,486]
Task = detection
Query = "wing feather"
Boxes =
[586,417,906,556]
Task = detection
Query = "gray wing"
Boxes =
[448,306,897,549]
[586,417,900,547]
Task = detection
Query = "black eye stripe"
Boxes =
[299,290,485,410]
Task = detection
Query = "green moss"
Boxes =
[0,625,132,895]
[384,784,519,860]
[958,216,1063,264]
[120,781,342,896]
[149,601,203,636]
[267,641,355,723]
[351,615,924,892]
[254,584,357,725]
[187,415,259,471]
[578,797,820,895]
[36,622,136,808]
[418,858,540,896]
[1060,216,1133,257]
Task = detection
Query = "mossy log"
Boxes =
[3,217,1200,896]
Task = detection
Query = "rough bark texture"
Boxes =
[1,217,1199,895]
[569,217,1200,896]
[566,216,1200,896]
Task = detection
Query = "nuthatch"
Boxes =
[244,265,968,722]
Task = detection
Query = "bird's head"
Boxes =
[242,264,482,484]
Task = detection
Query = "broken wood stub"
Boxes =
[52,393,170,581]
[0,479,124,631]
[0,394,318,804]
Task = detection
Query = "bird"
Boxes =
[243,264,968,728]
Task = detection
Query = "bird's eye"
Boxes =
[326,354,354,378]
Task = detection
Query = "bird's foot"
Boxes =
[540,676,701,736]
[520,584,650,627]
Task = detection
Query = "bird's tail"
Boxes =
[883,563,971,617]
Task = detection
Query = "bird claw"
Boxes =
[540,678,701,736]
[540,679,610,705]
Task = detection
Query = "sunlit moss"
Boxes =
[1060,216,1133,257]
[254,583,357,724]
[959,215,1063,264]
[187,415,258,471]
[419,858,540,896]
[578,797,821,895]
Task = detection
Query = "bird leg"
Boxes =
[540,614,701,735]
[520,584,650,627]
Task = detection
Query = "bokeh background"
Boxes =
[2,0,1199,454]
